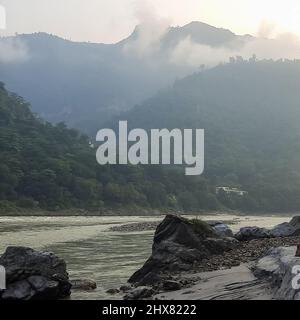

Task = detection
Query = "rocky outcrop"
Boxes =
[253,246,300,300]
[128,215,238,285]
[0,247,71,300]
[269,222,296,237]
[235,216,300,241]
[207,221,234,238]
[290,216,300,234]
[235,227,271,241]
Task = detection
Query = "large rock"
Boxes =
[269,223,296,238]
[290,216,300,228]
[0,247,71,300]
[253,246,300,300]
[235,227,271,241]
[208,221,234,238]
[289,216,300,235]
[128,215,237,285]
[235,216,300,241]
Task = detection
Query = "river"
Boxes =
[0,214,293,299]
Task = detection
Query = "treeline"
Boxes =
[0,83,225,212]
[115,59,300,212]
[3,59,300,213]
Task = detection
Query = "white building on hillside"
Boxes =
[216,187,248,196]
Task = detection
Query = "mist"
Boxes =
[169,33,300,68]
[122,2,170,57]
[122,11,300,68]
[0,38,28,63]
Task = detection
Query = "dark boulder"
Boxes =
[70,279,97,291]
[106,288,120,295]
[289,216,300,235]
[120,285,132,292]
[124,287,155,300]
[269,223,296,238]
[236,217,300,241]
[128,215,237,285]
[162,280,181,291]
[0,247,71,300]
[235,227,271,241]
[290,216,300,228]
[207,221,234,238]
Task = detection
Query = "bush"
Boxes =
[16,198,37,209]
[0,200,17,213]
[188,217,216,238]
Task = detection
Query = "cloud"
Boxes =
[121,6,300,68]
[242,33,300,60]
[256,20,277,39]
[169,36,233,68]
[122,1,170,57]
[169,32,300,68]
[0,38,29,63]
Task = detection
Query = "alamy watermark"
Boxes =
[96,121,204,176]
[292,265,300,290]
[0,265,5,290]
[0,4,6,30]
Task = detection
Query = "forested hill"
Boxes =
[0,83,220,213]
[115,59,300,212]
[3,57,300,214]
[0,82,101,211]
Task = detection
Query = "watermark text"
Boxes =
[96,121,204,176]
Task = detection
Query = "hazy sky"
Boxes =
[1,0,300,43]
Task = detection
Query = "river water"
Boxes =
[0,214,293,299]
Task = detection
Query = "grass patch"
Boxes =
[188,217,216,238]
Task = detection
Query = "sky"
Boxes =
[1,0,300,43]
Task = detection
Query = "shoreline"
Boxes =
[121,215,300,300]
[0,208,299,217]
[153,244,300,300]
[182,235,300,273]
[122,237,300,300]
[154,263,274,300]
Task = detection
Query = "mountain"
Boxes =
[2,58,300,213]
[0,83,221,212]
[0,81,103,211]
[120,21,250,49]
[0,22,252,133]
[113,58,300,212]
[160,21,250,49]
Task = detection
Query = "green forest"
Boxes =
[117,59,300,213]
[2,59,300,213]
[0,82,220,213]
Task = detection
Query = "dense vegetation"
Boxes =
[115,59,300,212]
[0,82,219,212]
[3,59,300,213]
